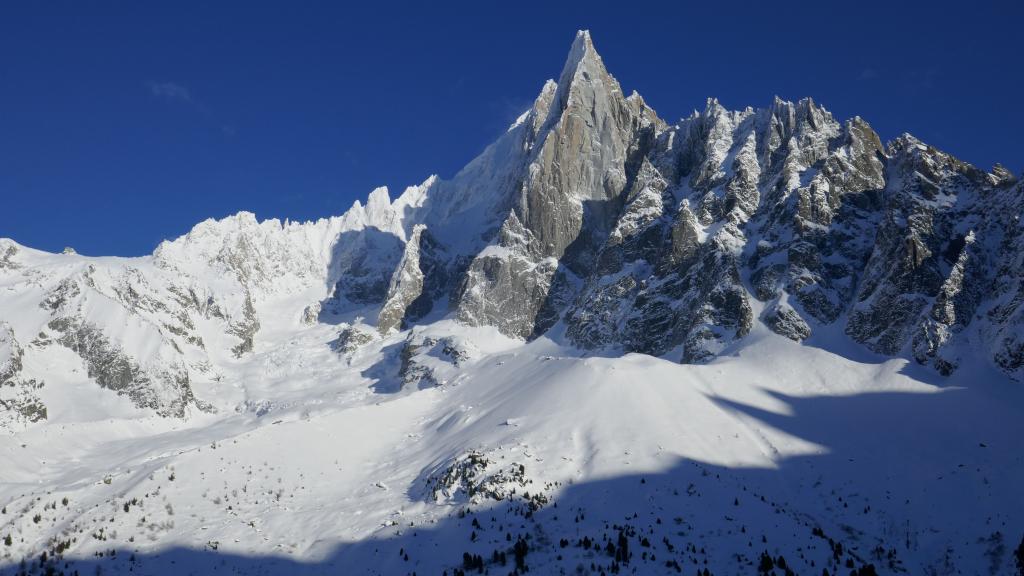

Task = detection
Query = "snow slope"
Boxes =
[2,306,1022,575]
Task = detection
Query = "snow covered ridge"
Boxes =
[1,30,1024,576]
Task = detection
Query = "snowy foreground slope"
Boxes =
[3,31,1024,576]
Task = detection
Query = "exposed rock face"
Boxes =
[0,240,19,270]
[451,31,663,339]
[763,301,812,342]
[397,331,479,388]
[323,187,408,310]
[301,301,321,325]
[426,451,532,505]
[0,322,47,429]
[454,213,567,339]
[378,225,447,334]
[0,248,235,418]
[567,97,849,360]
[398,334,439,388]
[845,136,996,366]
[749,113,887,327]
[911,231,982,374]
[330,322,379,358]
[329,229,403,306]
[983,181,1024,374]
[229,292,260,357]
[49,316,195,417]
[0,328,46,430]
[0,323,22,385]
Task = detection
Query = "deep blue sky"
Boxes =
[2,1,1021,256]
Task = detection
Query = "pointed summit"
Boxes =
[557,30,598,82]
[553,30,620,112]
[449,29,660,339]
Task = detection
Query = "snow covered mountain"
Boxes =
[2,31,1024,576]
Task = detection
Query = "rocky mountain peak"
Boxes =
[4,31,1023,436]
[547,29,630,132]
[990,162,1017,185]
[554,30,600,94]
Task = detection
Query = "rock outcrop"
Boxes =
[0,322,48,429]
[451,31,664,340]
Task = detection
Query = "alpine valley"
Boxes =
[2,31,1023,576]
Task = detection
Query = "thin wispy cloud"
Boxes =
[858,68,879,81]
[148,81,193,103]
[146,81,235,136]
[903,66,941,91]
